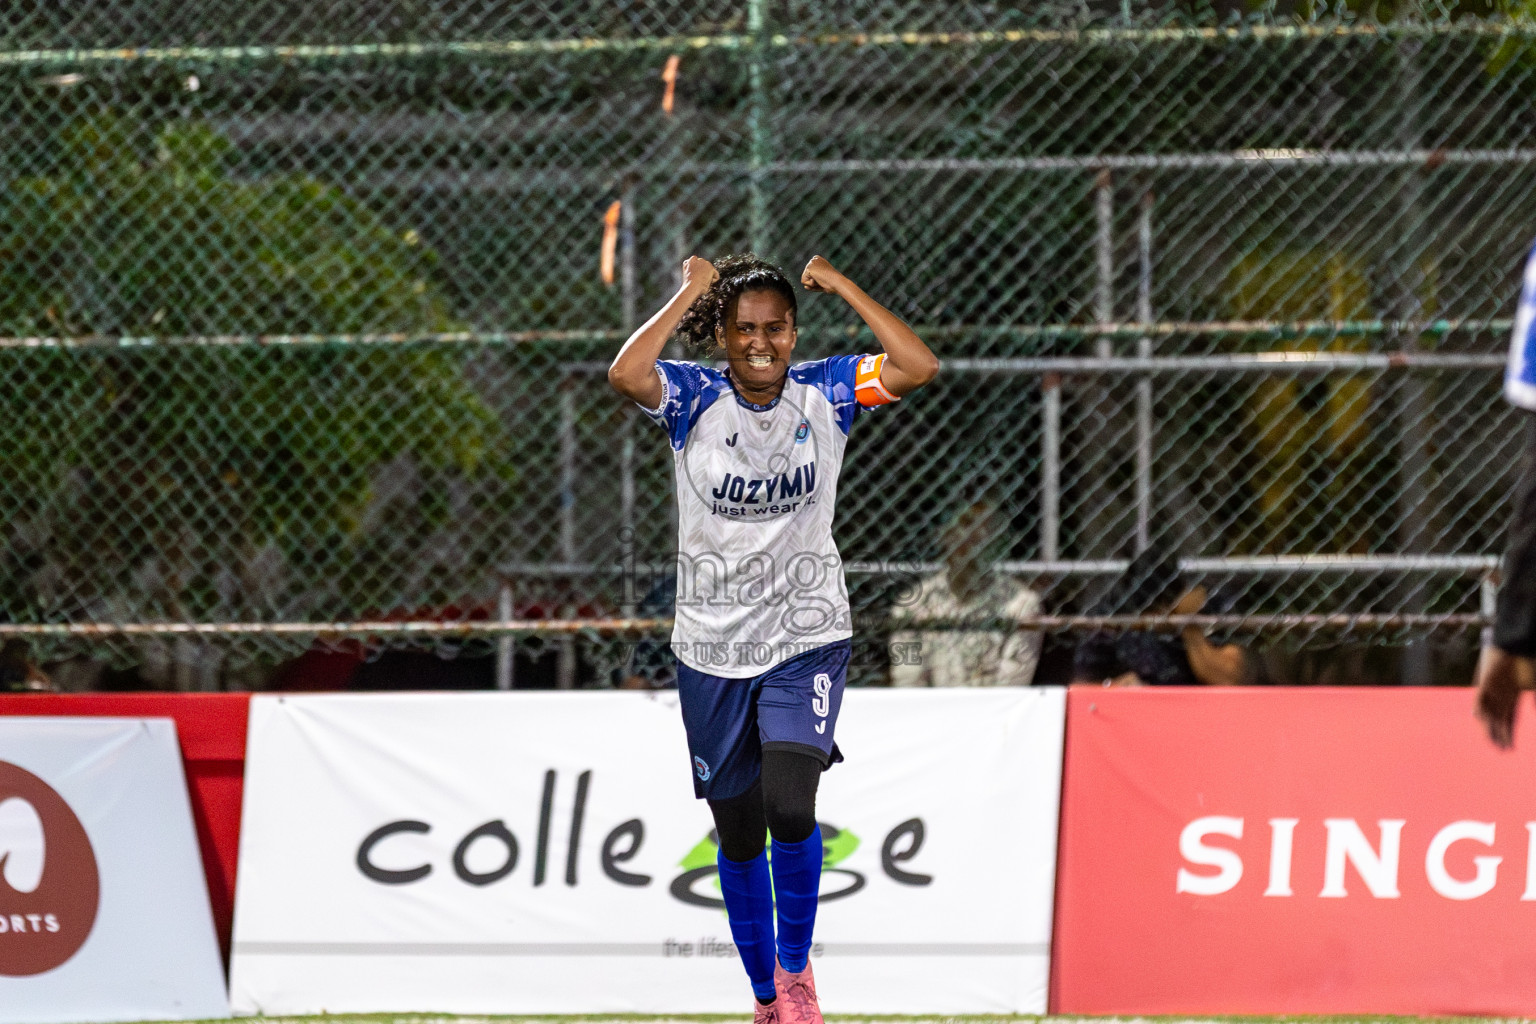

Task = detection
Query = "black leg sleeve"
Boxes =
[707,779,767,863]
[761,749,822,845]
[1495,414,1536,657]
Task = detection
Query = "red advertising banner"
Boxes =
[1052,686,1536,1017]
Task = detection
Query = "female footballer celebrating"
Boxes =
[608,253,938,1022]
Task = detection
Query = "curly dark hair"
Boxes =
[674,254,798,358]
[1097,543,1185,616]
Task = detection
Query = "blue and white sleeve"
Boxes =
[638,360,712,450]
[1507,239,1536,411]
[822,353,897,435]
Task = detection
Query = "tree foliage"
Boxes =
[0,116,511,634]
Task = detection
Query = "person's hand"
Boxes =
[1474,645,1536,749]
[681,255,718,296]
[1170,585,1207,617]
[801,255,846,294]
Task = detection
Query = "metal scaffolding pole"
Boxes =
[5,321,1507,353]
[619,185,639,621]
[1390,36,1436,686]
[6,555,1493,642]
[1135,189,1154,554]
[620,422,636,618]
[942,352,1505,373]
[1095,169,1114,359]
[558,386,578,690]
[747,0,770,256]
[1041,372,1062,561]
[292,146,1536,195]
[9,21,1532,69]
[495,580,514,691]
[620,181,637,333]
[1077,168,1123,575]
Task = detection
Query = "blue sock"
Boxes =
[717,850,777,1003]
[770,825,822,974]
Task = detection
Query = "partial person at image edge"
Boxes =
[1475,239,1536,746]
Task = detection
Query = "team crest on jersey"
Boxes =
[795,420,810,443]
[694,756,711,781]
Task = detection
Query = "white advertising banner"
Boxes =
[0,717,229,1023]
[231,688,1064,1015]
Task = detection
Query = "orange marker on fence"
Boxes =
[661,55,679,115]
[600,200,622,286]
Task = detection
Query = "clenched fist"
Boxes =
[681,255,718,296]
[801,255,847,294]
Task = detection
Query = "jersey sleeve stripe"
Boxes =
[635,362,670,417]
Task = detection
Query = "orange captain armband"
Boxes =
[853,353,899,407]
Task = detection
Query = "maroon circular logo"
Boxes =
[0,761,100,976]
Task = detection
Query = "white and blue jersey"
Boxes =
[1508,238,1536,411]
[639,353,895,678]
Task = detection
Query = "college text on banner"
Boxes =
[1053,687,1536,1016]
[0,717,229,1023]
[230,689,1064,1014]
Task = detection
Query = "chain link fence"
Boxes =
[2,3,1534,688]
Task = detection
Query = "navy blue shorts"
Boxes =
[676,639,850,800]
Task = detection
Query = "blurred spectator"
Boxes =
[1072,546,1279,687]
[0,640,54,692]
[1072,547,1202,686]
[1475,260,1536,744]
[618,574,678,690]
[889,499,1042,687]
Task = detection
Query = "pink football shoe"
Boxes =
[753,997,782,1024]
[775,961,824,1024]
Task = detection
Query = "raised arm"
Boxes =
[608,255,718,408]
[801,255,939,397]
